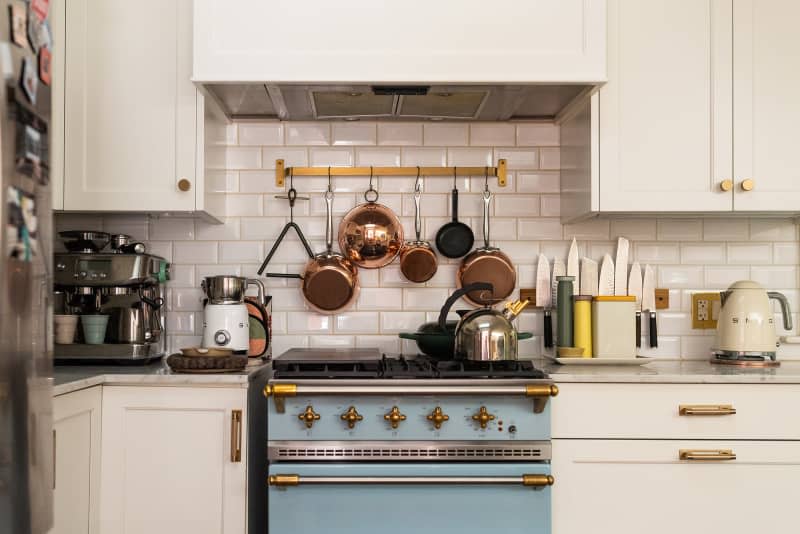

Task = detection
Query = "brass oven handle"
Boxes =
[230,410,243,463]
[269,474,555,488]
[264,383,558,414]
[679,404,736,416]
[679,449,736,461]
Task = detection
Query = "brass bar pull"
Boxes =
[230,410,243,463]
[679,449,736,461]
[269,474,554,488]
[679,404,736,416]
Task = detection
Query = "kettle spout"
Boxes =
[503,299,531,322]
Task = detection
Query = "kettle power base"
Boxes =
[710,356,780,368]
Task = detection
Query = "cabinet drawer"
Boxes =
[552,383,800,439]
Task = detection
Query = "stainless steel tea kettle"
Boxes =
[438,282,530,361]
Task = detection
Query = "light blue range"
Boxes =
[265,378,558,534]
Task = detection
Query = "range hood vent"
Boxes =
[205,84,592,121]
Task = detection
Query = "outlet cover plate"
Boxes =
[692,292,721,329]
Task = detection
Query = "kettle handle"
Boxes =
[438,282,494,331]
[247,278,267,306]
[768,292,793,331]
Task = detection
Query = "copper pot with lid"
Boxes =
[338,170,404,269]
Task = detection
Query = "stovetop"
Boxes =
[271,352,547,380]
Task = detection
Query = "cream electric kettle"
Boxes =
[712,280,792,364]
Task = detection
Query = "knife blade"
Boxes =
[567,237,579,296]
[642,264,658,348]
[536,254,553,349]
[551,258,565,351]
[628,261,643,348]
[614,237,629,296]
[580,257,598,296]
[598,253,615,296]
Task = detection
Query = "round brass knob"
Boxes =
[340,406,363,429]
[741,179,754,191]
[471,406,496,429]
[177,178,192,192]
[383,406,406,429]
[719,179,733,192]
[426,407,450,430]
[298,405,320,429]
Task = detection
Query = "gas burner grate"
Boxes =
[272,354,547,379]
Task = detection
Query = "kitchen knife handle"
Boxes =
[649,311,658,348]
[543,310,553,349]
[636,311,641,348]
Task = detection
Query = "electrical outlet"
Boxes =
[692,292,721,329]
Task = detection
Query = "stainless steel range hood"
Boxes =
[203,83,592,121]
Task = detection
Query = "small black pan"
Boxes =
[435,173,474,258]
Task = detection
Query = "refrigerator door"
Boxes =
[0,0,54,532]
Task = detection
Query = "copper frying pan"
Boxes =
[457,187,516,306]
[400,174,438,283]
[338,170,404,269]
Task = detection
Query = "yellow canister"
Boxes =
[573,295,592,358]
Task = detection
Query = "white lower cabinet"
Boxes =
[98,386,247,534]
[553,439,800,534]
[50,387,102,534]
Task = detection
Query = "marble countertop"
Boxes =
[540,359,800,384]
[53,359,270,396]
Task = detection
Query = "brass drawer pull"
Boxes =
[679,449,736,461]
[230,410,243,463]
[679,404,736,416]
[269,474,554,488]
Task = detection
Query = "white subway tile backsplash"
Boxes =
[238,123,284,146]
[378,123,423,146]
[79,119,800,361]
[332,123,377,146]
[470,124,515,146]
[424,124,468,146]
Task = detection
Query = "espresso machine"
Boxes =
[54,231,170,362]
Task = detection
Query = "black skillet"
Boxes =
[434,170,474,258]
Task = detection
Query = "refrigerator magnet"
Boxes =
[20,56,37,104]
[6,186,39,263]
[27,8,42,52]
[9,2,27,48]
[30,0,49,23]
[38,46,50,85]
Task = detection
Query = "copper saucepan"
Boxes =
[457,186,516,307]
[338,171,404,269]
[400,175,438,283]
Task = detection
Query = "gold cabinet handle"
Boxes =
[740,179,754,191]
[230,409,243,462]
[177,178,192,192]
[719,179,733,192]
[679,404,736,416]
[679,449,736,461]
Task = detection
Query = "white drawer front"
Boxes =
[553,439,800,534]
[552,383,800,439]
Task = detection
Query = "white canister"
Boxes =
[592,296,637,358]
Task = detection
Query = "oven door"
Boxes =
[268,462,552,534]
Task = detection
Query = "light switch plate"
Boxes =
[692,292,721,329]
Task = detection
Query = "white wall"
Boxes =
[55,121,800,360]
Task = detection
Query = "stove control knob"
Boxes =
[472,406,496,429]
[340,406,363,429]
[298,405,320,429]
[214,330,231,346]
[426,407,450,430]
[383,406,406,429]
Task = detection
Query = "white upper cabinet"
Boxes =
[598,0,733,213]
[52,0,224,217]
[732,0,800,211]
[193,0,606,83]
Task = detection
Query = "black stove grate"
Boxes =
[272,354,546,379]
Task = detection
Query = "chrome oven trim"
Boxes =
[268,440,552,462]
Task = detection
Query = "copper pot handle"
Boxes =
[414,189,422,241]
[482,189,492,248]
[325,189,334,254]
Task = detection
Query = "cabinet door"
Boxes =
[599,0,733,212]
[553,439,800,534]
[51,387,102,534]
[63,0,196,211]
[732,0,800,210]
[99,386,247,534]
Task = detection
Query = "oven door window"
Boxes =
[268,462,551,534]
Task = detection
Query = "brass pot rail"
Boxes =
[264,383,558,413]
[274,159,508,187]
[269,474,554,488]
